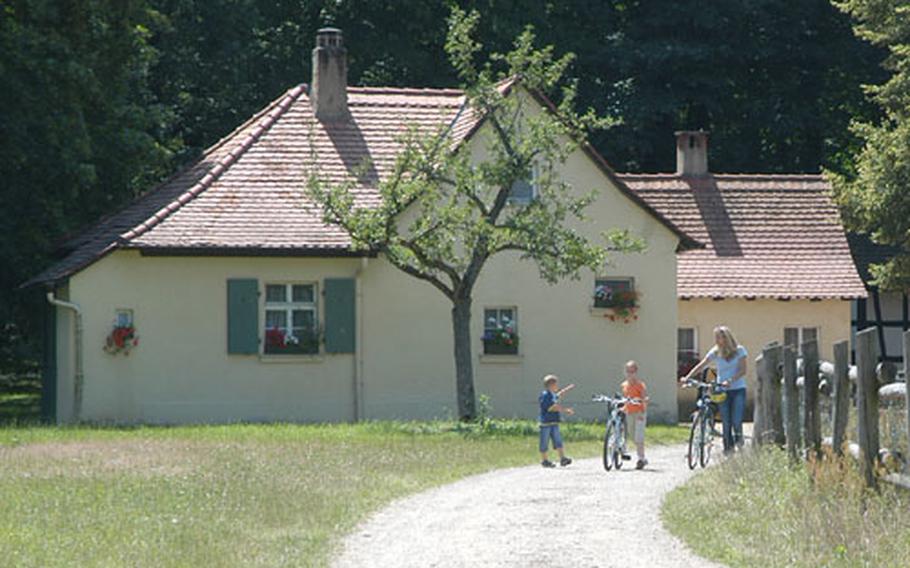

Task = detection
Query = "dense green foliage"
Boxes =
[0,0,887,379]
[831,0,910,290]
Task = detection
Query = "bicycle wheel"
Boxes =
[602,421,615,471]
[686,413,700,470]
[613,419,625,470]
[700,412,715,468]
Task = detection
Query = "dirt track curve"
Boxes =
[333,444,722,568]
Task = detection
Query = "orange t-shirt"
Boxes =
[621,379,647,414]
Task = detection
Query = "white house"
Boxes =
[29,28,698,425]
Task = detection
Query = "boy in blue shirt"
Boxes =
[539,374,575,468]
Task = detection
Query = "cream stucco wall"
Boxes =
[67,253,363,423]
[358,133,682,422]
[53,90,683,424]
[677,298,852,415]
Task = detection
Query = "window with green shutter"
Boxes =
[227,279,259,354]
[324,278,356,353]
[263,283,319,355]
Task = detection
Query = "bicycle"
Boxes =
[682,377,725,469]
[592,393,641,471]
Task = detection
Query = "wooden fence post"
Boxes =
[831,340,850,456]
[754,351,766,448]
[856,327,880,489]
[802,339,821,458]
[782,345,800,462]
[758,343,783,446]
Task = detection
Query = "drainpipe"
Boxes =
[46,292,83,422]
[353,257,368,421]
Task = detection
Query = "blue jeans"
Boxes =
[719,388,746,452]
[539,425,564,453]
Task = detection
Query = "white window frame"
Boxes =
[506,163,540,205]
[783,326,820,356]
[115,309,134,328]
[482,306,519,355]
[677,326,700,373]
[263,282,319,355]
[678,327,698,355]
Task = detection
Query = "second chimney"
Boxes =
[675,131,709,177]
[311,27,348,121]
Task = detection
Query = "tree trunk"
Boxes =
[451,296,477,420]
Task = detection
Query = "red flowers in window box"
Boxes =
[595,289,640,323]
[266,327,287,349]
[104,325,139,355]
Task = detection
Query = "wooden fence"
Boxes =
[752,328,910,489]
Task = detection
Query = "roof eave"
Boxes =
[131,245,375,258]
[679,293,867,301]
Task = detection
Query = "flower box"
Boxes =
[483,341,519,355]
[593,284,640,323]
[264,328,320,355]
[104,325,138,355]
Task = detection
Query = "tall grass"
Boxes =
[0,420,687,567]
[662,448,910,567]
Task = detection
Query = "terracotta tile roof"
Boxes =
[619,173,867,299]
[27,85,468,285]
[27,81,694,286]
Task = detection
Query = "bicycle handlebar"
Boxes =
[591,394,643,405]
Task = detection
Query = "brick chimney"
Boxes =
[675,131,709,177]
[311,27,348,121]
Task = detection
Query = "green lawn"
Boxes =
[662,448,910,568]
[0,420,687,567]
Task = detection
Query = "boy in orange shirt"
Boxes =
[621,360,650,469]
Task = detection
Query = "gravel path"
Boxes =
[333,444,722,568]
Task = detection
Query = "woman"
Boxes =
[680,326,748,454]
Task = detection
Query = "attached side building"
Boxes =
[621,131,867,415]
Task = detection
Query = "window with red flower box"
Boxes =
[482,307,519,355]
[264,283,320,355]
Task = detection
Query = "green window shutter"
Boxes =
[227,279,259,354]
[324,278,356,353]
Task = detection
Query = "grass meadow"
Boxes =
[0,420,687,567]
[662,447,910,568]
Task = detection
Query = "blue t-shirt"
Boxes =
[707,345,748,391]
[539,390,560,424]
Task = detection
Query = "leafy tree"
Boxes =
[146,1,885,174]
[307,8,642,419]
[146,0,454,163]
[595,0,885,173]
[831,0,910,291]
[0,0,176,376]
